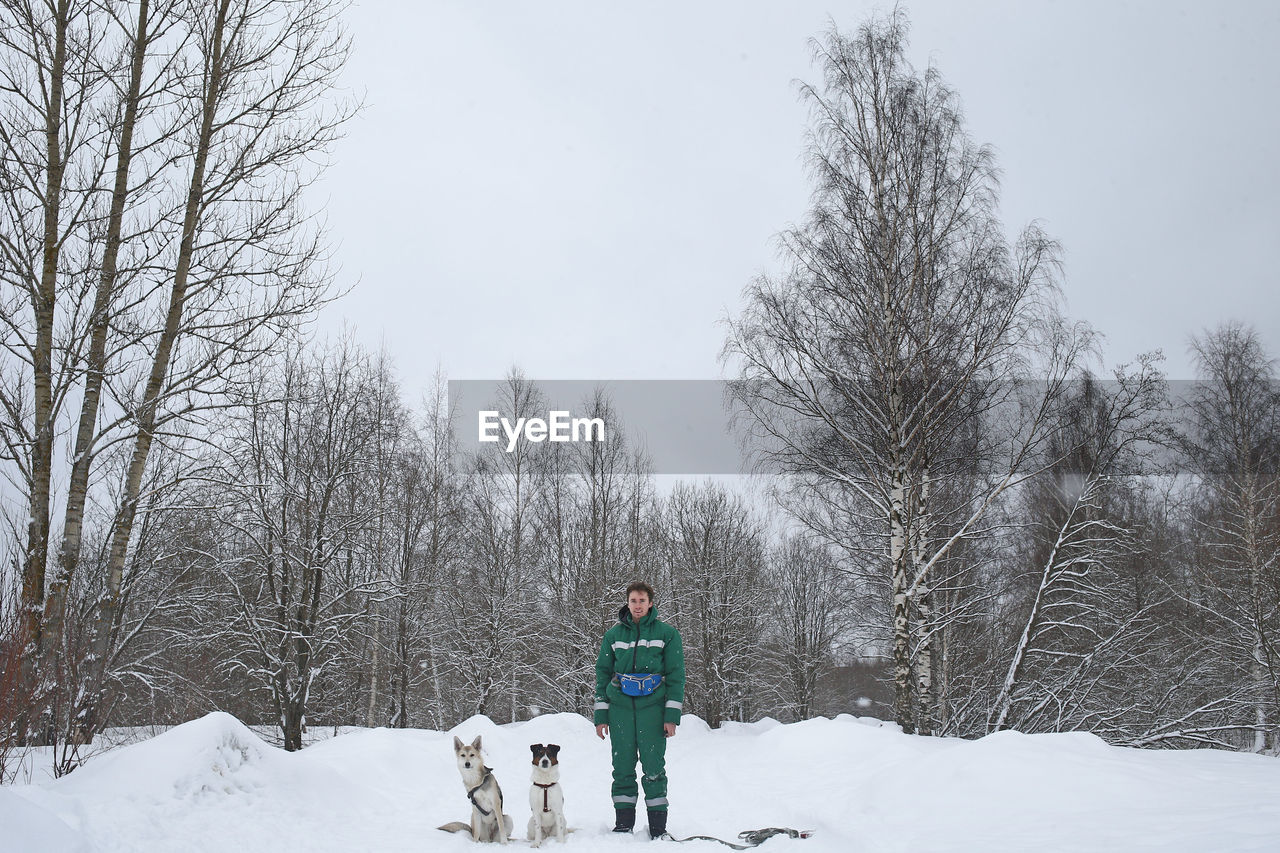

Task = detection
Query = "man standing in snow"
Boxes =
[594,581,685,840]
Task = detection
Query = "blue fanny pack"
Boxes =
[617,672,663,697]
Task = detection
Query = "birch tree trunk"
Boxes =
[42,0,158,734]
[889,460,913,732]
[912,468,934,735]
[80,0,230,737]
[991,495,1083,731]
[1244,480,1269,753]
[13,0,72,745]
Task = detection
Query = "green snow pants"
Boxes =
[608,696,668,812]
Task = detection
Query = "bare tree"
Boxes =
[38,0,195,745]
[406,370,465,729]
[1180,323,1280,752]
[988,360,1169,734]
[0,0,351,744]
[349,357,462,730]
[441,371,542,722]
[207,341,381,750]
[533,388,652,716]
[724,11,1088,733]
[763,532,845,721]
[72,0,351,740]
[347,349,403,727]
[0,0,116,742]
[660,481,767,727]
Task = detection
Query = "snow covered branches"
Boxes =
[0,0,351,749]
[723,10,1091,735]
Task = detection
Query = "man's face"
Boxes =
[628,590,652,621]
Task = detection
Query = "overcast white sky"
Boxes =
[314,0,1280,395]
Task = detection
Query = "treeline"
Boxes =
[41,347,850,753]
[13,323,1279,762]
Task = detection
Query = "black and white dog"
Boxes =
[527,743,567,847]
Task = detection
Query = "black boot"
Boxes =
[647,809,668,840]
[612,806,636,833]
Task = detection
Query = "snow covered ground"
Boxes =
[2,711,1279,852]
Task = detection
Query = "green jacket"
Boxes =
[594,604,685,727]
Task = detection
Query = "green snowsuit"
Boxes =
[594,603,685,813]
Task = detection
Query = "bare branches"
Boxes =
[724,12,1088,734]
[0,0,351,745]
[1177,323,1280,752]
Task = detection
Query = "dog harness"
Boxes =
[467,770,498,817]
[533,781,556,813]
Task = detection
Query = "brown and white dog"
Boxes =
[438,735,513,843]
[527,743,567,847]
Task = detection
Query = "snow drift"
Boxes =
[2,711,1278,852]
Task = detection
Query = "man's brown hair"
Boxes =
[625,581,655,601]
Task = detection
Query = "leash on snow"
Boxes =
[665,827,815,849]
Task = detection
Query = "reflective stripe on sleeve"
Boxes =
[665,700,682,710]
[594,701,610,711]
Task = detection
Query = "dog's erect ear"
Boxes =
[471,735,483,751]
[453,736,463,752]
[530,743,542,754]
[546,744,560,757]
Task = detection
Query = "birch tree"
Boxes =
[989,360,1168,734]
[1182,323,1280,752]
[724,11,1087,733]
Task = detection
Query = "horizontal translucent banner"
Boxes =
[446,379,1273,476]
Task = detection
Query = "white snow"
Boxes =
[2,711,1279,852]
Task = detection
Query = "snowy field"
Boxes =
[2,711,1279,853]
